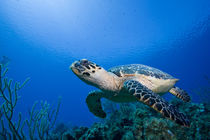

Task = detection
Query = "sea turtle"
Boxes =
[70,59,191,127]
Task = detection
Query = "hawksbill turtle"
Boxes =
[70,59,191,127]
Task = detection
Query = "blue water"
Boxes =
[0,0,210,129]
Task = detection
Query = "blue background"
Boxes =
[0,0,209,126]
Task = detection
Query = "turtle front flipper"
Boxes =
[86,90,106,118]
[124,80,190,127]
[169,86,191,102]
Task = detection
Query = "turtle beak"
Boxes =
[70,60,86,75]
[70,61,79,74]
[70,61,78,69]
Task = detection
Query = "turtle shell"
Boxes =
[108,64,174,79]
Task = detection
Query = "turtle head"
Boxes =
[70,59,105,87]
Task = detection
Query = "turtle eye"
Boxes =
[83,60,88,63]
[83,72,90,76]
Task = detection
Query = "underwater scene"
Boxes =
[0,0,210,140]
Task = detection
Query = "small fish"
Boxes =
[0,56,10,67]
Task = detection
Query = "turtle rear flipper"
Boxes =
[169,86,191,102]
[86,90,106,118]
[124,80,190,127]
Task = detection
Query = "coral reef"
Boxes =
[0,64,61,140]
[51,98,210,140]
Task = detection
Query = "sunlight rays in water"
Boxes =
[1,0,210,61]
